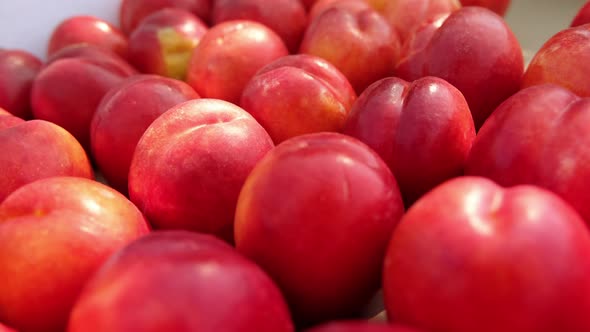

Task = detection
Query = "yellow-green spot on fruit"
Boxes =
[158,28,197,80]
[33,209,45,217]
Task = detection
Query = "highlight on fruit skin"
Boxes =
[395,6,524,129]
[90,74,199,194]
[522,23,590,98]
[0,119,94,202]
[240,53,357,144]
[68,231,295,332]
[47,15,129,59]
[383,176,590,332]
[571,0,590,26]
[2,0,590,331]
[235,132,405,325]
[300,3,401,94]
[128,98,274,243]
[127,8,208,80]
[0,176,150,332]
[211,0,307,53]
[186,20,289,104]
[342,75,475,206]
[119,0,212,35]
[0,49,42,119]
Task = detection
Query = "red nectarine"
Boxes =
[0,177,150,332]
[48,15,129,59]
[91,75,199,194]
[128,8,208,79]
[240,54,356,143]
[0,49,42,119]
[129,98,274,242]
[186,20,288,104]
[235,132,404,325]
[68,231,294,332]
[0,120,93,202]
[384,176,590,332]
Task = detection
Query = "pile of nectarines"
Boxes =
[1,0,590,331]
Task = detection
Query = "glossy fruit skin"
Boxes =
[31,57,133,150]
[0,50,42,119]
[47,16,129,59]
[240,54,357,143]
[0,177,150,332]
[366,0,460,42]
[127,8,208,80]
[0,120,94,203]
[309,0,373,21]
[300,4,401,94]
[465,84,590,224]
[119,0,212,35]
[383,176,590,332]
[396,7,524,128]
[212,0,307,53]
[91,75,199,194]
[235,132,405,325]
[128,99,274,242]
[46,44,137,77]
[0,108,24,129]
[68,231,295,332]
[572,1,590,26]
[0,323,15,332]
[186,20,289,104]
[343,76,475,205]
[523,24,590,98]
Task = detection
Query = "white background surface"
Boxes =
[0,0,587,60]
[0,0,120,59]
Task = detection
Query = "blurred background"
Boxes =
[0,0,587,60]
[505,0,586,59]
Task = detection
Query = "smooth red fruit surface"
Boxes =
[212,0,306,53]
[396,7,523,128]
[0,107,25,130]
[310,0,373,20]
[31,57,133,150]
[396,14,448,85]
[465,84,590,224]
[0,120,93,203]
[128,8,208,80]
[46,44,137,77]
[302,0,319,9]
[129,99,274,242]
[120,0,211,35]
[91,75,199,194]
[48,16,128,59]
[300,5,400,94]
[0,177,150,332]
[187,20,288,104]
[0,50,42,119]
[460,0,511,16]
[366,0,460,42]
[343,76,475,205]
[240,54,356,143]
[235,132,405,325]
[68,231,294,332]
[572,1,590,26]
[0,323,15,332]
[383,176,590,332]
[523,24,590,97]
[305,321,423,332]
